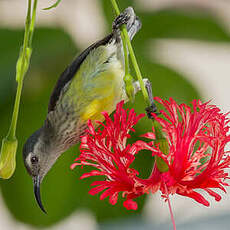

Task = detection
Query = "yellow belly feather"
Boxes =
[80,67,124,122]
[62,43,125,123]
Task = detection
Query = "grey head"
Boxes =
[23,127,59,213]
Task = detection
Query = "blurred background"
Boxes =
[0,0,230,229]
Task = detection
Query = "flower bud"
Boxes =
[0,138,18,179]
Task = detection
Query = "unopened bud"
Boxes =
[0,138,18,179]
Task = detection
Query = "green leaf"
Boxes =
[43,0,62,10]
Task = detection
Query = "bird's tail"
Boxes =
[112,7,142,41]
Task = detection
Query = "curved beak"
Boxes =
[33,175,47,214]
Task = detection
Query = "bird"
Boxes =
[23,7,150,213]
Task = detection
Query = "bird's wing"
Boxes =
[48,34,113,112]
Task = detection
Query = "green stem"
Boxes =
[110,0,169,172]
[6,0,38,141]
[110,0,120,15]
[122,33,129,75]
[19,0,32,82]
[7,81,23,140]
[123,30,150,105]
[7,0,33,140]
[29,0,38,47]
[110,0,150,107]
[110,0,131,100]
[0,0,38,179]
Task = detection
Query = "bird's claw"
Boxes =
[145,104,160,119]
[112,7,135,31]
[143,78,160,119]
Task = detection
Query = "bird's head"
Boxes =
[23,128,57,213]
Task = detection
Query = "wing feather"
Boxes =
[48,34,113,112]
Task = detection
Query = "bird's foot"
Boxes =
[112,7,136,31]
[133,78,160,119]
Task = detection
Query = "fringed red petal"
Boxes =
[141,97,230,206]
[72,101,145,209]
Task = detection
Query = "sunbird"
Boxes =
[23,7,153,213]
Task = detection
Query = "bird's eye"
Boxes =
[31,156,38,164]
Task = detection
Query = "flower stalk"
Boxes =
[110,0,168,173]
[0,0,38,179]
[43,0,62,10]
[110,0,149,106]
[164,183,177,230]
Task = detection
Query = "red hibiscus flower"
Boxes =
[140,97,230,206]
[71,101,146,210]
